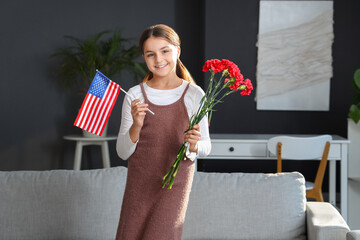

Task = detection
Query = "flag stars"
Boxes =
[88,73,110,99]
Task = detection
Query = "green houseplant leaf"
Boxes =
[349,104,360,124]
[354,68,360,90]
[349,68,360,124]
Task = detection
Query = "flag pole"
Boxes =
[120,88,155,115]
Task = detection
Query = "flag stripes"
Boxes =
[74,71,121,136]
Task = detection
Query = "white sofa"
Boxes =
[0,166,357,240]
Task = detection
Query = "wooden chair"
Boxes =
[267,135,332,202]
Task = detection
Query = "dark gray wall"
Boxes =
[0,0,175,170]
[0,0,359,194]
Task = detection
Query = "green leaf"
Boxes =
[354,69,360,90]
[349,104,360,124]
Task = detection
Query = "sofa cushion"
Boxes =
[183,171,306,240]
[0,166,127,240]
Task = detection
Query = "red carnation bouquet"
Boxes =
[162,59,253,189]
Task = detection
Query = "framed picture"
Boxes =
[256,0,334,111]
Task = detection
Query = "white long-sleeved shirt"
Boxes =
[116,80,211,161]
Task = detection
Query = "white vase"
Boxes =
[82,124,108,138]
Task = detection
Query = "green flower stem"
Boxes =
[196,72,214,120]
[167,156,182,189]
[207,76,226,106]
[162,143,186,188]
[205,71,215,96]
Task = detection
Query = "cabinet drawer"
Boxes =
[210,142,267,157]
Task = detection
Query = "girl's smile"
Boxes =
[155,63,168,69]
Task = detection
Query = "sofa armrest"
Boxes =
[306,202,350,240]
[347,230,360,240]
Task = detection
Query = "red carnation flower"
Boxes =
[229,79,242,91]
[240,79,253,96]
[202,59,223,73]
[220,59,241,78]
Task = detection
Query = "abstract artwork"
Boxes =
[256,0,334,111]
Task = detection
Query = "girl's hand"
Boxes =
[129,99,148,143]
[184,124,201,153]
[131,99,148,128]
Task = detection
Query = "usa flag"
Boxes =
[74,71,120,136]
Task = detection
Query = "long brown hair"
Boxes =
[139,24,195,84]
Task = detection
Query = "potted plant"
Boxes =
[50,30,147,136]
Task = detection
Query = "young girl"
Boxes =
[115,24,211,240]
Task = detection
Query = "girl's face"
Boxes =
[142,37,180,79]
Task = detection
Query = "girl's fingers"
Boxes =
[131,98,141,105]
[184,125,201,153]
[130,99,148,129]
[192,124,200,131]
[187,134,200,140]
[185,135,200,142]
[131,99,148,113]
[131,99,148,108]
[186,129,201,137]
[186,124,201,136]
[132,106,148,114]
[184,129,201,143]
[187,124,200,131]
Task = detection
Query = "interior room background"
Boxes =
[0,0,359,196]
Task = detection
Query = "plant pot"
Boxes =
[82,124,108,138]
